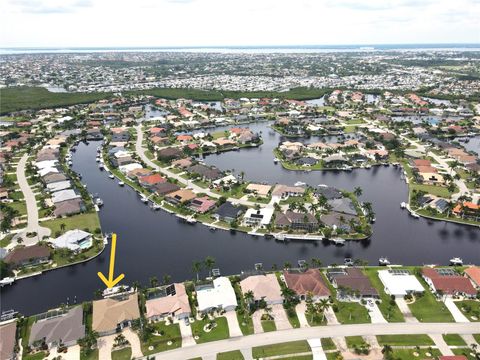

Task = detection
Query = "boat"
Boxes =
[95,198,104,206]
[410,211,420,219]
[102,285,129,298]
[449,257,463,266]
[344,258,354,266]
[0,277,15,287]
[68,161,73,166]
[331,237,346,246]
[140,195,149,203]
[400,202,406,209]
[209,226,217,231]
[294,181,306,187]
[273,158,279,164]
[98,164,104,170]
[108,174,115,179]
[150,203,161,210]
[379,257,390,266]
[96,157,100,162]
[118,181,125,186]
[186,217,197,224]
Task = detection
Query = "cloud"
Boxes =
[325,0,435,11]
[11,0,93,14]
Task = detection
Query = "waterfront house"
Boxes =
[213,202,247,223]
[283,269,331,301]
[326,268,379,300]
[189,196,216,213]
[243,208,274,228]
[295,157,317,167]
[51,189,80,204]
[196,277,238,313]
[165,189,196,205]
[42,173,68,185]
[50,230,92,253]
[46,180,72,193]
[378,269,425,297]
[464,266,480,289]
[314,186,343,200]
[246,183,271,197]
[29,306,85,348]
[54,198,84,218]
[172,158,193,169]
[138,174,167,190]
[86,128,103,140]
[127,168,153,180]
[0,321,17,360]
[275,211,319,232]
[327,198,357,216]
[452,202,480,221]
[187,164,222,181]
[92,293,140,336]
[421,268,476,297]
[4,245,51,269]
[240,274,283,305]
[154,182,180,196]
[158,147,183,162]
[271,185,305,199]
[146,283,191,321]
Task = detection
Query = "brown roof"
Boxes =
[54,198,83,217]
[92,293,140,333]
[166,189,196,203]
[4,245,51,266]
[329,268,378,297]
[283,269,330,297]
[145,283,191,318]
[422,268,476,296]
[464,266,480,287]
[0,322,17,360]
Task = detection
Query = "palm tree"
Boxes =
[162,274,171,285]
[132,281,140,291]
[192,261,202,282]
[311,258,322,268]
[204,256,216,277]
[317,298,330,322]
[244,290,255,311]
[381,344,393,359]
[283,261,292,270]
[60,223,66,232]
[149,276,158,288]
[353,187,363,197]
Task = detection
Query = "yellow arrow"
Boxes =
[97,233,125,288]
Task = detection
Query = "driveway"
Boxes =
[97,334,115,360]
[307,338,327,360]
[178,319,196,347]
[295,302,310,327]
[324,306,340,325]
[252,310,264,334]
[224,310,243,337]
[271,304,292,330]
[395,298,418,323]
[122,328,143,358]
[444,298,469,323]
[365,301,387,324]
[429,334,454,356]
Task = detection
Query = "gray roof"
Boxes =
[315,186,342,200]
[327,198,357,216]
[29,306,85,346]
[52,189,80,204]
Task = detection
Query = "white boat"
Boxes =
[410,211,420,219]
[294,181,306,187]
[344,257,354,266]
[331,237,346,246]
[209,226,217,231]
[449,257,463,266]
[68,161,73,166]
[150,203,161,210]
[0,277,15,287]
[95,198,104,206]
[186,217,197,224]
[118,181,125,186]
[400,202,406,209]
[379,257,390,266]
[98,164,104,170]
[140,195,149,203]
[273,158,279,164]
[109,174,115,179]
[103,285,129,297]
[96,158,100,162]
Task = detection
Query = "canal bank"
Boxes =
[1,132,479,316]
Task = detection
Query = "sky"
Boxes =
[0,0,479,47]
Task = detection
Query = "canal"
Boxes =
[1,122,479,315]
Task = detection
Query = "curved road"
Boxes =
[12,154,51,246]
[135,124,259,207]
[143,322,479,359]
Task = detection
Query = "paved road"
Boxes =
[135,124,259,208]
[12,154,51,246]
[146,322,479,360]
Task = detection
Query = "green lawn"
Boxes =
[80,349,99,360]
[335,301,371,324]
[363,268,404,322]
[0,234,14,247]
[455,300,480,322]
[9,201,27,216]
[443,334,467,346]
[111,347,132,360]
[23,352,47,360]
[140,321,182,355]
[377,334,434,346]
[452,348,479,360]
[410,183,454,198]
[473,334,480,343]
[41,212,101,235]
[408,278,454,322]
[252,340,311,358]
[326,352,342,360]
[261,319,277,332]
[320,338,336,351]
[217,350,245,360]
[236,311,254,336]
[285,307,301,328]
[191,316,230,344]
[345,336,367,348]
[387,348,441,360]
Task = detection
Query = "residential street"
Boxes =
[148,322,480,360]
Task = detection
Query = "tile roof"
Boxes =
[283,269,331,297]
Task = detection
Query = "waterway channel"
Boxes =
[1,122,479,315]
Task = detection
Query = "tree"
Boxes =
[162,274,171,285]
[192,261,202,282]
[381,344,393,360]
[353,187,363,197]
[204,256,216,277]
[311,258,322,268]
[149,276,158,288]
[60,223,66,232]
[114,333,127,347]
